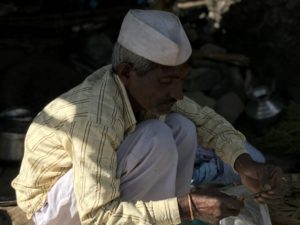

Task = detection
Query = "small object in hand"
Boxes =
[240,190,269,201]
[263,184,272,191]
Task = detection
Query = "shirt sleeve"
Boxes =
[69,120,181,225]
[173,96,247,168]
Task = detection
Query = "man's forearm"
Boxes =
[233,153,254,173]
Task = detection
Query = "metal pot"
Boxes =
[245,86,284,121]
[0,132,25,161]
[0,107,32,161]
[0,107,32,133]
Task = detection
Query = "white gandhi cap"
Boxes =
[117,9,192,66]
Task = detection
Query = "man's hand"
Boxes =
[234,153,285,203]
[178,188,244,224]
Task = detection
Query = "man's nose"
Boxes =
[170,81,184,101]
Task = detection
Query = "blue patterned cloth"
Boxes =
[191,142,265,186]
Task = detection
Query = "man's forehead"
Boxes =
[159,63,191,76]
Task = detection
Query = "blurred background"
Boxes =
[0,0,299,224]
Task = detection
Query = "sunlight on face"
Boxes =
[127,64,190,116]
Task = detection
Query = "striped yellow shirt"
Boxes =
[12,65,246,225]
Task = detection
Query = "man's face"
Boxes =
[122,64,190,116]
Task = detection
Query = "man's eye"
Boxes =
[160,78,172,84]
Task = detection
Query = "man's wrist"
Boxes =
[233,153,254,173]
[177,195,192,222]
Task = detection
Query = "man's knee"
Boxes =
[165,113,196,139]
[118,119,178,172]
[135,119,178,156]
[117,120,179,195]
[137,119,174,139]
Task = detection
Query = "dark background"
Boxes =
[0,0,299,171]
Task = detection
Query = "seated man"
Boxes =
[12,9,283,225]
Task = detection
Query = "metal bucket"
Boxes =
[245,86,284,121]
[0,132,25,161]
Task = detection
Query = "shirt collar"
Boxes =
[113,72,137,134]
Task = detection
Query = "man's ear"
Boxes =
[116,63,133,86]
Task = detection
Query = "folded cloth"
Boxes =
[191,142,265,186]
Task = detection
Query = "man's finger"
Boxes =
[241,174,260,193]
[224,196,244,210]
[227,208,241,216]
[259,192,282,200]
[261,165,283,190]
[254,194,283,204]
[269,167,283,187]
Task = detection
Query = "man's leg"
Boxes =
[117,115,197,200]
[117,119,179,201]
[165,113,197,196]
